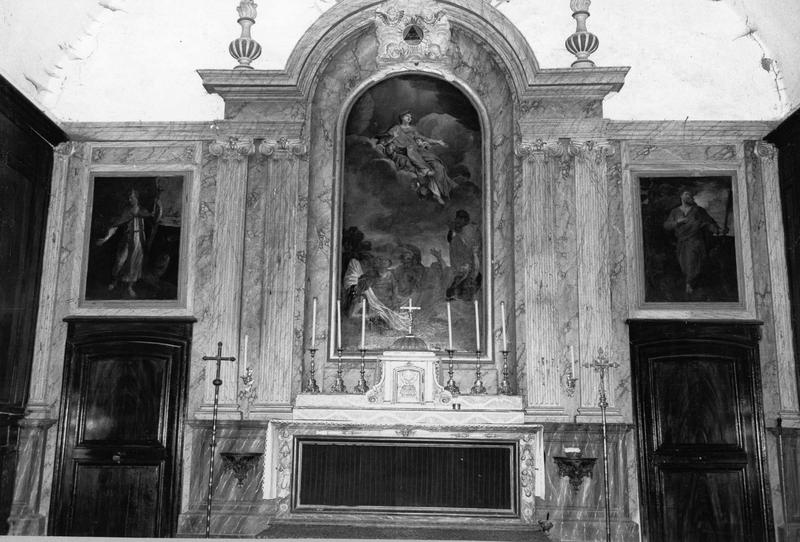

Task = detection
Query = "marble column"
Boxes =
[252,138,307,412]
[26,141,78,418]
[202,137,255,417]
[571,140,619,418]
[755,141,800,425]
[515,140,565,417]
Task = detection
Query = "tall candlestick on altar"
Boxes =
[311,297,317,349]
[474,299,480,352]
[447,301,453,350]
[570,345,576,375]
[336,300,342,350]
[500,301,507,351]
[360,298,366,349]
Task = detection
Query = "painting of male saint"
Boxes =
[341,75,484,351]
[639,176,738,303]
[84,176,183,302]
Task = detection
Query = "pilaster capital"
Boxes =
[515,139,564,161]
[568,139,615,163]
[754,141,777,161]
[53,141,79,157]
[259,137,308,160]
[209,137,256,161]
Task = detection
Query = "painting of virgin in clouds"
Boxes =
[340,75,484,352]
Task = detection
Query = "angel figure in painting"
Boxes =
[95,187,161,298]
[377,111,457,205]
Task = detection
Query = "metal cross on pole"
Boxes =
[400,298,421,335]
[201,341,236,538]
[584,347,619,542]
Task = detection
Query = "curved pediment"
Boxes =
[199,0,627,105]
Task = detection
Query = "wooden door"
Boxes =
[630,321,772,542]
[50,319,192,537]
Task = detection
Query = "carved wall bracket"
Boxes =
[220,452,262,487]
[553,453,597,491]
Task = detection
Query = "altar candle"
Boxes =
[474,299,480,352]
[360,298,366,349]
[570,345,576,375]
[447,301,453,350]
[336,300,342,350]
[311,297,317,349]
[500,301,507,351]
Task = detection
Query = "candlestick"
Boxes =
[474,299,480,352]
[311,297,317,349]
[447,302,453,350]
[444,348,459,395]
[570,345,576,375]
[500,301,507,351]
[360,298,366,349]
[336,299,342,350]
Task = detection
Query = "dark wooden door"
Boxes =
[630,321,772,542]
[50,319,192,537]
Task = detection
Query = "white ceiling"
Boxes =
[1,0,798,124]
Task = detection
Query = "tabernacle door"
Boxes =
[630,321,772,542]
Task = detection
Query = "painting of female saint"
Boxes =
[84,176,184,302]
[340,75,484,352]
[639,176,739,303]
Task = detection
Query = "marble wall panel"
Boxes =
[606,144,633,419]
[744,141,782,421]
[539,423,639,542]
[178,421,274,537]
[89,144,197,165]
[187,145,223,416]
[6,420,55,535]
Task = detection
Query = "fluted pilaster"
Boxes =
[202,137,255,415]
[252,138,307,411]
[571,140,617,416]
[755,142,800,420]
[27,141,80,418]
[516,140,565,415]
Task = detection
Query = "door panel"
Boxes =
[630,322,771,542]
[51,319,192,537]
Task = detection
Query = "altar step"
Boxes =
[258,519,555,541]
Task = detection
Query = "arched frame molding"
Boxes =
[298,17,520,393]
[327,67,496,361]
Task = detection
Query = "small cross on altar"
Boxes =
[400,298,421,335]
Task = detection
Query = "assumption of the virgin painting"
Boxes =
[340,75,484,352]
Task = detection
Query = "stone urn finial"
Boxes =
[565,0,599,68]
[229,0,262,69]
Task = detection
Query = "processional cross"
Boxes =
[201,342,237,538]
[400,298,421,335]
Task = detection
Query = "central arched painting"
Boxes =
[339,74,484,353]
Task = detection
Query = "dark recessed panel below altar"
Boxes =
[294,438,516,515]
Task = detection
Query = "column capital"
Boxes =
[209,137,256,161]
[53,141,79,157]
[259,137,308,160]
[568,139,615,162]
[515,138,564,161]
[754,141,777,161]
